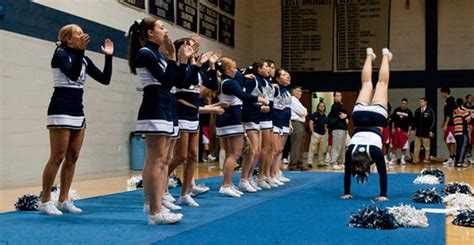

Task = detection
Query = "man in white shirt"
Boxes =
[289,86,308,170]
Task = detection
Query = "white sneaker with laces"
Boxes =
[219,186,241,197]
[231,185,244,195]
[443,158,454,165]
[207,154,217,161]
[190,184,210,197]
[265,177,278,187]
[179,194,199,207]
[163,192,176,203]
[143,203,171,214]
[272,177,284,186]
[257,178,272,189]
[148,211,182,225]
[57,200,82,213]
[278,171,290,182]
[38,200,63,216]
[239,180,257,193]
[163,200,182,210]
[249,179,261,191]
[331,164,343,170]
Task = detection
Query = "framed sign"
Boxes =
[149,0,175,23]
[219,0,235,15]
[120,0,145,10]
[177,0,198,32]
[219,14,234,47]
[199,4,218,40]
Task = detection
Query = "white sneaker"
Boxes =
[163,192,176,203]
[278,171,291,182]
[178,194,199,207]
[366,47,376,60]
[57,200,82,213]
[190,184,210,197]
[443,158,454,165]
[382,48,393,62]
[469,158,474,164]
[239,180,257,193]
[231,185,244,195]
[219,186,241,197]
[38,200,63,216]
[282,158,289,164]
[207,154,217,161]
[163,200,182,211]
[257,178,272,189]
[249,179,262,191]
[384,155,389,163]
[324,153,331,163]
[148,211,182,225]
[331,164,343,170]
[272,177,284,186]
[265,177,278,187]
[143,203,171,214]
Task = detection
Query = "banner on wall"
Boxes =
[335,0,391,71]
[199,4,218,40]
[120,0,145,10]
[149,0,175,23]
[219,0,235,15]
[219,13,234,47]
[177,0,198,32]
[207,0,218,6]
[281,0,334,72]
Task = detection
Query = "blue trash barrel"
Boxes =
[130,133,146,170]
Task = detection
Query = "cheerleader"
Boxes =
[342,48,393,201]
[127,17,192,224]
[38,24,113,216]
[217,58,269,197]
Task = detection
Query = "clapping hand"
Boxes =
[101,38,114,55]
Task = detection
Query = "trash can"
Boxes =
[130,132,146,170]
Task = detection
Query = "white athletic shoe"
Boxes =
[469,158,474,164]
[278,171,291,182]
[38,200,63,216]
[382,48,393,62]
[190,184,210,197]
[272,177,284,186]
[400,155,407,165]
[265,177,278,188]
[331,164,343,170]
[366,47,376,60]
[179,194,199,207]
[324,153,331,163]
[163,200,182,211]
[219,186,241,197]
[57,200,82,213]
[231,185,244,195]
[207,154,217,161]
[257,178,272,190]
[249,179,262,191]
[282,158,289,164]
[143,204,171,214]
[443,158,454,165]
[163,192,176,203]
[148,211,182,225]
[239,180,257,193]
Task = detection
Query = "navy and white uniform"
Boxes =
[241,75,265,131]
[47,45,112,129]
[134,41,183,135]
[260,76,274,130]
[344,103,388,197]
[170,87,180,138]
[272,85,292,135]
[175,65,218,133]
[216,72,259,137]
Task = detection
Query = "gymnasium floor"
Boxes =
[1,161,472,244]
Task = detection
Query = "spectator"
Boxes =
[390,98,413,164]
[412,97,435,163]
[453,98,472,167]
[289,86,308,171]
[440,87,457,165]
[307,101,328,168]
[327,91,349,170]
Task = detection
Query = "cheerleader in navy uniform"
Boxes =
[342,48,393,201]
[217,57,269,197]
[270,69,292,183]
[127,17,193,224]
[238,61,271,193]
[38,24,113,216]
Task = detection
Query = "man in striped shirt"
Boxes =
[453,98,473,167]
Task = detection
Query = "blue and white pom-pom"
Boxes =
[443,182,473,195]
[413,188,443,204]
[14,194,40,211]
[420,168,444,183]
[443,193,474,214]
[413,175,441,185]
[348,204,398,230]
[126,175,143,191]
[387,204,429,228]
[452,209,474,227]
[168,175,182,189]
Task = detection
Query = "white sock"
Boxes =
[366,47,376,60]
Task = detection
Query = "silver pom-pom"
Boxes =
[413,188,443,204]
[452,209,474,227]
[14,194,40,211]
[348,204,398,230]
[168,175,182,189]
[420,168,444,183]
[443,182,473,195]
[443,193,474,215]
[413,175,441,185]
[387,204,429,228]
[126,175,143,191]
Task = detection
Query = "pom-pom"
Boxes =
[443,182,473,195]
[443,193,474,214]
[452,209,474,227]
[412,188,443,204]
[126,175,143,191]
[413,175,441,185]
[14,194,40,211]
[39,185,80,201]
[168,175,182,189]
[348,204,398,230]
[420,168,444,183]
[387,204,429,228]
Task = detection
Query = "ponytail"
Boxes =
[127,17,159,75]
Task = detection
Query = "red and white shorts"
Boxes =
[444,126,456,144]
[382,126,391,145]
[392,128,409,149]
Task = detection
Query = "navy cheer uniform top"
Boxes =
[271,85,292,135]
[47,45,112,129]
[242,74,266,131]
[260,76,274,130]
